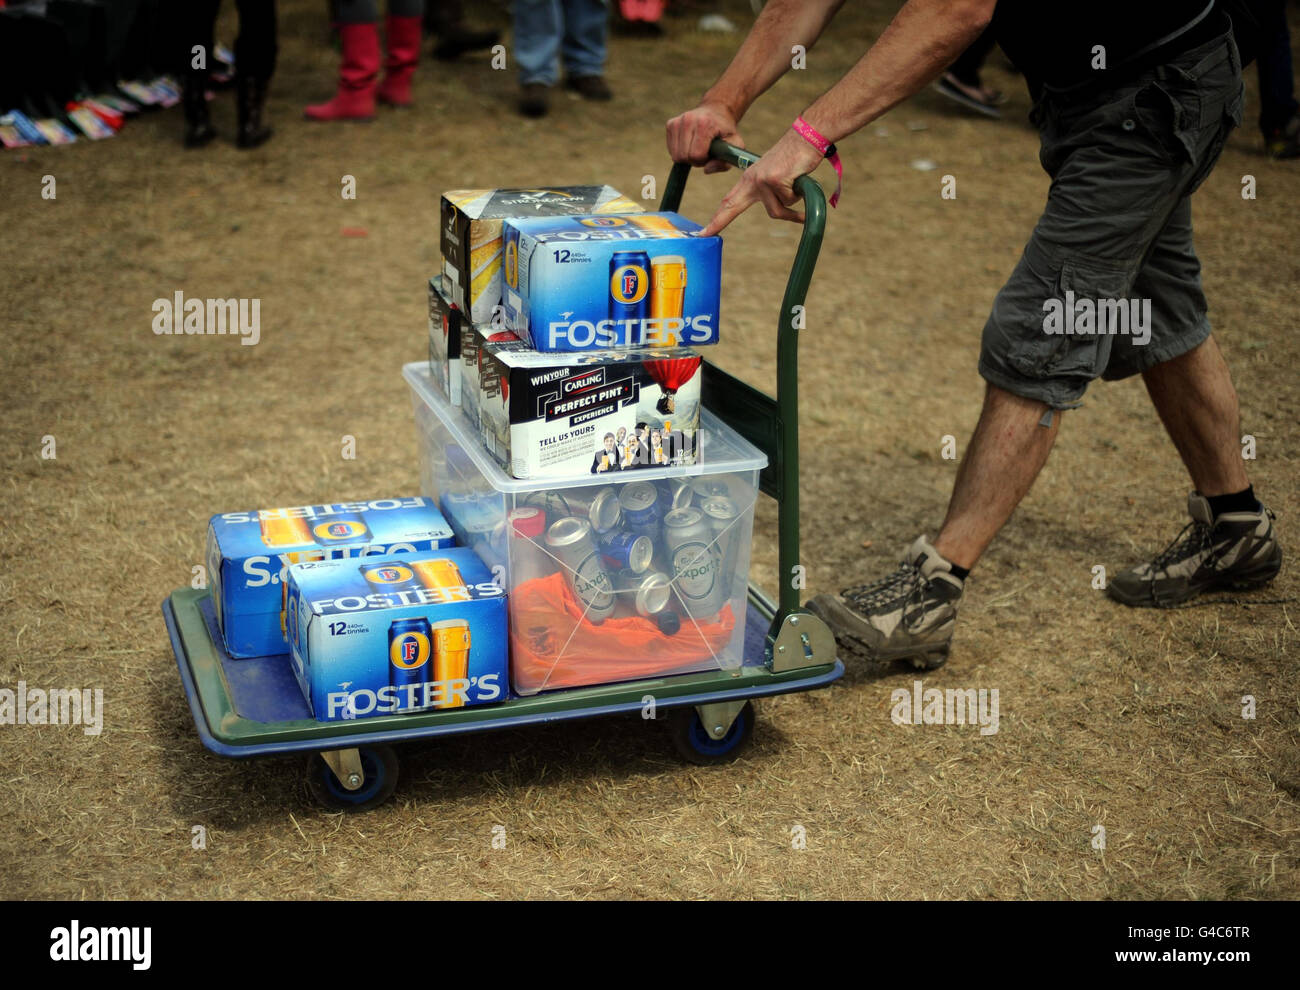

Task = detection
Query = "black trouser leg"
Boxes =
[233,0,277,147]
[182,0,221,146]
[233,0,278,82]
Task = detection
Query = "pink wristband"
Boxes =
[792,115,841,208]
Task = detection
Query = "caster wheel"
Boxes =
[304,745,399,812]
[667,701,755,766]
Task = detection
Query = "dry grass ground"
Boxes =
[1,0,1297,899]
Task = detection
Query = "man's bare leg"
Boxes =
[1105,336,1279,606]
[805,382,1061,669]
[933,384,1062,570]
[1140,336,1249,496]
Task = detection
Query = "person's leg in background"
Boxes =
[515,0,561,117]
[232,0,277,147]
[425,0,499,61]
[181,0,222,147]
[561,0,611,100]
[935,24,1004,117]
[377,0,423,107]
[1254,0,1300,157]
[305,0,380,120]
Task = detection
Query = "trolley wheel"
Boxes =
[304,745,399,812]
[667,701,755,766]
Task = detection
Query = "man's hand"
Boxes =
[700,127,825,237]
[666,101,744,174]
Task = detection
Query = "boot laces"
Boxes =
[1151,519,1215,574]
[841,560,922,613]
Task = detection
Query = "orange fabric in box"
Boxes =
[510,573,736,694]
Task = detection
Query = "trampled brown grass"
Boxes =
[1,0,1296,899]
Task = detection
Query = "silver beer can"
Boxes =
[699,495,739,603]
[544,516,616,623]
[534,486,622,533]
[662,506,725,618]
[611,568,672,616]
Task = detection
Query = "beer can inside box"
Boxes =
[479,345,702,480]
[205,497,455,659]
[287,547,508,721]
[501,211,722,352]
[440,186,642,326]
[427,276,462,405]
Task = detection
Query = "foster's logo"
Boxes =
[389,631,431,670]
[610,264,648,305]
[314,519,367,541]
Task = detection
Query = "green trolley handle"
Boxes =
[660,139,833,670]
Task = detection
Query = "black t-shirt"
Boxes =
[992,0,1228,93]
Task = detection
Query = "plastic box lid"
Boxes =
[403,361,767,494]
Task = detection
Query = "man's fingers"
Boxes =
[702,160,731,174]
[666,115,682,160]
[700,181,757,237]
[690,120,717,166]
[757,184,805,224]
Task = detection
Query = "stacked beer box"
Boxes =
[203,498,509,721]
[431,186,719,477]
[425,186,759,697]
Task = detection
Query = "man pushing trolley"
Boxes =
[667,0,1282,669]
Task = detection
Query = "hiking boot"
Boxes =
[565,75,612,101]
[1107,492,1282,607]
[519,83,549,118]
[806,536,965,670]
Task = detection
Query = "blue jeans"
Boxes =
[514,0,607,86]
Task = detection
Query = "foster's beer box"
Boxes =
[502,211,722,352]
[479,346,702,480]
[205,497,455,659]
[441,186,642,325]
[286,547,508,721]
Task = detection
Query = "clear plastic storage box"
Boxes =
[404,362,767,696]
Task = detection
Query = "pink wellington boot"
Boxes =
[305,22,380,121]
[377,15,423,107]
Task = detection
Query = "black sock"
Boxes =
[1206,486,1259,518]
[948,563,970,581]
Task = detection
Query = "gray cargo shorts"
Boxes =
[979,30,1246,409]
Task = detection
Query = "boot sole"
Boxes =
[1106,557,1282,608]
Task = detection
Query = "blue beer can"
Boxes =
[388,617,433,713]
[609,250,650,339]
[597,529,654,574]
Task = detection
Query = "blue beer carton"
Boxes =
[501,212,722,352]
[285,547,508,721]
[205,497,456,659]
